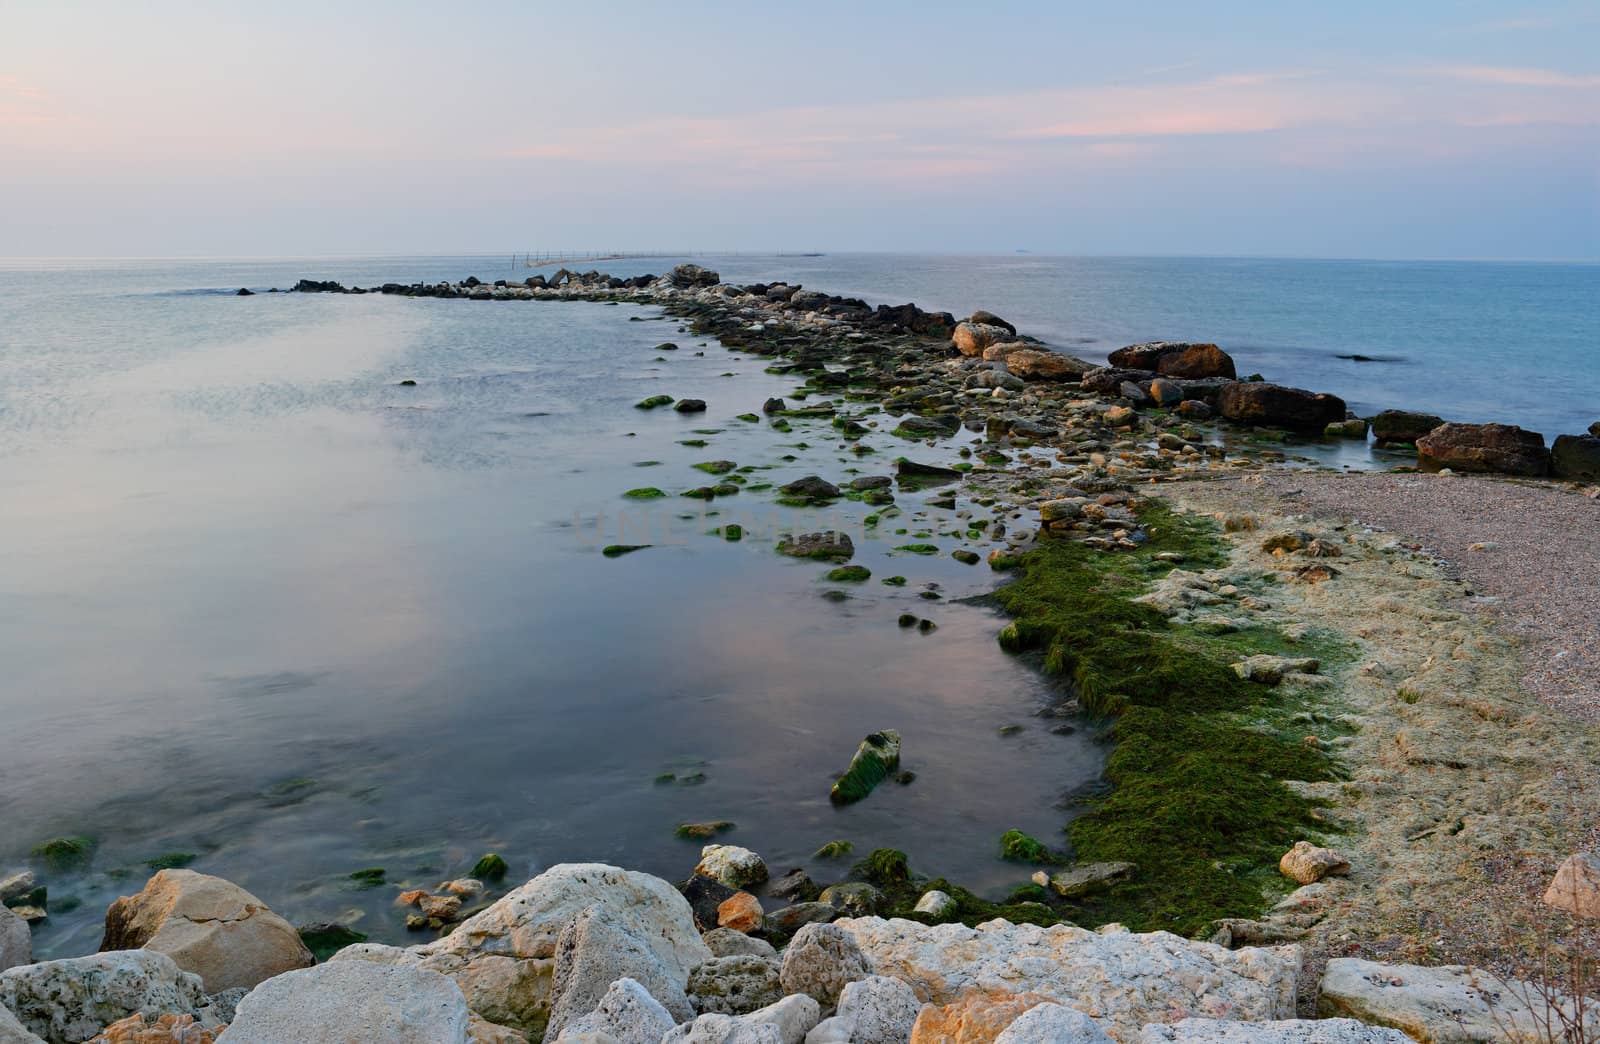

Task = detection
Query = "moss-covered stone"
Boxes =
[814,840,854,859]
[470,853,509,881]
[895,544,938,555]
[951,549,980,564]
[602,544,649,557]
[299,922,368,962]
[675,821,735,840]
[693,460,737,474]
[635,395,674,409]
[998,830,1056,864]
[348,867,386,887]
[829,730,901,805]
[30,837,94,871]
[623,487,667,499]
[826,565,872,582]
[145,852,196,871]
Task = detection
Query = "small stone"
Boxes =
[702,928,778,960]
[717,892,765,933]
[696,845,769,890]
[441,878,486,899]
[1279,841,1350,884]
[913,890,957,918]
[420,894,463,920]
[1543,853,1600,919]
[397,889,428,907]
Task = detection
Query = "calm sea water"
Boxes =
[0,254,1593,957]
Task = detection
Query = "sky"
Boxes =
[2,1,1597,258]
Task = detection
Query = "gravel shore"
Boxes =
[1172,470,1600,719]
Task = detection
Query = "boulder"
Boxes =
[675,399,709,413]
[1003,348,1094,382]
[686,955,783,1015]
[718,893,765,933]
[703,929,778,960]
[669,264,721,289]
[545,904,694,1040]
[1139,1018,1409,1042]
[1043,862,1137,898]
[997,1003,1115,1042]
[1367,410,1444,445]
[1318,957,1599,1042]
[224,960,471,1043]
[368,864,710,1039]
[818,883,887,919]
[1591,421,1600,438]
[0,906,28,974]
[969,311,1016,336]
[1081,367,1158,397]
[777,923,873,1007]
[1148,379,1186,408]
[558,977,675,1044]
[952,323,1013,357]
[832,975,923,1043]
[1415,423,1549,476]
[777,532,854,561]
[0,1003,41,1044]
[768,870,821,904]
[1109,343,1236,380]
[762,903,836,936]
[1278,843,1350,885]
[0,874,35,907]
[1218,383,1347,433]
[839,918,1297,1042]
[1542,853,1600,919]
[910,991,1061,1043]
[1552,434,1600,481]
[696,847,769,891]
[779,477,841,502]
[913,891,957,918]
[98,870,312,993]
[0,950,211,1044]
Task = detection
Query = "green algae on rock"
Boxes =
[829,730,901,805]
[622,487,667,499]
[469,853,509,881]
[999,829,1057,864]
[635,395,675,409]
[30,836,95,871]
[826,565,871,582]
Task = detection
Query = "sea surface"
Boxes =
[0,253,1594,957]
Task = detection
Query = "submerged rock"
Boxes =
[829,731,901,804]
[99,869,313,993]
[776,532,855,562]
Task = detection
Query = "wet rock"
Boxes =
[896,459,961,482]
[702,928,778,960]
[839,917,1297,1041]
[913,890,957,918]
[1542,853,1600,918]
[1175,400,1213,421]
[1110,342,1237,380]
[1552,434,1600,481]
[1318,957,1599,1041]
[1140,1018,1410,1042]
[894,414,961,437]
[717,893,765,934]
[818,883,886,918]
[777,923,872,1007]
[1218,382,1347,433]
[849,476,893,492]
[296,921,368,962]
[996,1003,1115,1043]
[829,730,901,804]
[1367,410,1444,445]
[669,264,721,289]
[777,532,855,561]
[0,873,35,906]
[224,960,471,1043]
[969,310,1016,335]
[1043,861,1137,898]
[0,950,211,1044]
[769,870,820,904]
[696,846,769,891]
[1324,418,1369,439]
[682,876,740,933]
[1148,378,1186,407]
[763,398,786,414]
[687,955,783,1015]
[1416,422,1549,476]
[675,399,709,413]
[779,476,840,501]
[1004,348,1094,382]
[545,904,694,1039]
[0,905,28,974]
[558,976,675,1044]
[1278,842,1350,885]
[762,903,836,936]
[97,870,313,994]
[830,974,923,1043]
[953,323,1013,357]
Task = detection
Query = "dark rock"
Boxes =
[1551,434,1600,481]
[235,287,254,296]
[674,399,708,413]
[761,902,836,936]
[894,414,960,437]
[769,869,821,903]
[849,476,893,491]
[680,874,738,932]
[292,279,347,293]
[668,264,721,289]
[1417,423,1549,476]
[1218,382,1347,432]
[968,310,1016,336]
[763,398,786,414]
[1080,367,1157,396]
[1369,409,1445,445]
[463,276,481,287]
[1109,342,1236,379]
[780,476,840,500]
[297,922,368,962]
[1590,421,1600,438]
[1175,399,1213,420]
[777,532,855,561]
[817,882,886,917]
[895,459,961,481]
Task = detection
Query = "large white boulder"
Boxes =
[556,977,674,1044]
[1318,957,1599,1043]
[663,1012,782,1043]
[224,959,471,1042]
[98,869,312,992]
[997,1003,1115,1043]
[0,907,29,975]
[338,864,709,1039]
[837,917,1298,1042]
[545,905,693,1038]
[0,950,210,1044]
[1140,1017,1411,1042]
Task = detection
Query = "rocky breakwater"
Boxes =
[0,861,1454,1043]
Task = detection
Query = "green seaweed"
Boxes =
[623,487,667,499]
[826,565,872,582]
[814,840,854,859]
[146,852,197,871]
[31,837,95,871]
[470,853,509,881]
[895,544,938,555]
[635,395,674,409]
[830,730,900,804]
[300,923,368,962]
[999,829,1056,864]
[348,867,386,887]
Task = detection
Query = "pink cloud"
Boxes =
[1435,65,1600,88]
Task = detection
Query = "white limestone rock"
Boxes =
[778,923,873,1007]
[556,977,674,1044]
[695,846,769,890]
[545,905,693,1039]
[834,975,922,1043]
[996,1003,1115,1043]
[0,907,29,975]
[1140,1017,1410,1042]
[223,959,471,1043]
[663,1012,783,1043]
[0,950,209,1044]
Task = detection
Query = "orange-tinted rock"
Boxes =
[909,990,1057,1044]
[716,891,765,933]
[1003,348,1094,382]
[396,889,428,907]
[952,322,1011,357]
[88,1012,220,1044]
[1416,422,1548,476]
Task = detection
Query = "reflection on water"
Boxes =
[0,257,1099,957]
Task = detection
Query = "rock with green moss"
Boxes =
[694,460,737,474]
[826,565,871,583]
[635,395,675,409]
[829,730,901,805]
[348,867,386,887]
[30,837,94,871]
[623,487,667,499]
[469,853,509,881]
[951,549,980,565]
[814,840,854,860]
[676,821,736,841]
[999,830,1056,864]
[602,545,650,557]
[894,544,938,555]
[777,532,854,561]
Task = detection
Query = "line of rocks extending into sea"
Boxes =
[7,858,1593,1042]
[273,262,1600,486]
